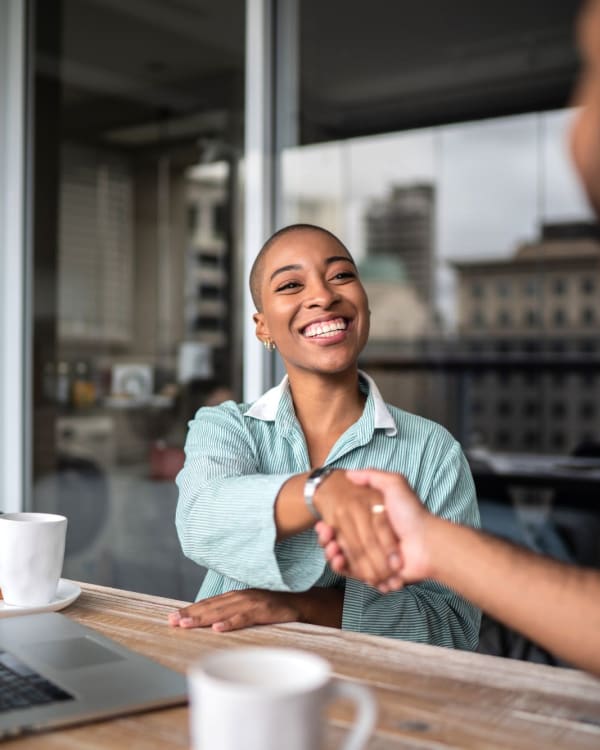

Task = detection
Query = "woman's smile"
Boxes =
[253,227,369,376]
[301,316,349,342]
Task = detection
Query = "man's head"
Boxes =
[249,224,354,312]
[571,0,600,216]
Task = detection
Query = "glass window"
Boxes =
[472,310,485,328]
[582,307,596,326]
[523,278,538,297]
[553,309,566,326]
[581,276,595,294]
[523,430,540,449]
[581,373,597,388]
[581,402,596,419]
[495,430,511,448]
[472,281,484,298]
[31,0,246,599]
[552,277,566,295]
[496,280,510,298]
[288,2,593,469]
[471,399,484,415]
[524,309,539,327]
[497,310,511,327]
[523,340,540,354]
[497,400,512,417]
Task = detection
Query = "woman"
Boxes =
[169,224,480,649]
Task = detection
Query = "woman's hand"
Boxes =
[167,587,344,632]
[317,470,433,589]
[168,589,302,632]
[313,470,401,589]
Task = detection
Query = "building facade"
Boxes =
[453,223,600,453]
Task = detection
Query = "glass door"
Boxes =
[31,0,245,599]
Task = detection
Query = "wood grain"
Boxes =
[5,583,600,749]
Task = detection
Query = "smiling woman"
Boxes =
[171,224,481,648]
[253,226,369,384]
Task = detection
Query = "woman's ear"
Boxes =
[253,312,270,343]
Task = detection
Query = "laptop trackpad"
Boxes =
[27,637,125,670]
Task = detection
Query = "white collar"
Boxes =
[245,370,397,436]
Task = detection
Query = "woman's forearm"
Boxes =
[274,472,315,540]
[289,587,344,628]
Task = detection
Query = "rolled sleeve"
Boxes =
[175,404,325,591]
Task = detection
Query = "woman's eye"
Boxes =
[331,271,356,281]
[275,281,301,292]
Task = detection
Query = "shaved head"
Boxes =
[249,224,353,311]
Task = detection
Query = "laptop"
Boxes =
[0,611,187,739]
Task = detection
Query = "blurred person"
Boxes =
[317,0,600,676]
[169,223,480,649]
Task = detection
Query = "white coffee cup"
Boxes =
[188,647,377,750]
[0,512,67,606]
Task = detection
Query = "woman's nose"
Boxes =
[304,279,340,308]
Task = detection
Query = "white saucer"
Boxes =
[0,579,81,618]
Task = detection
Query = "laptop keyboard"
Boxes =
[0,651,73,713]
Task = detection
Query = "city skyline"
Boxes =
[282,107,595,330]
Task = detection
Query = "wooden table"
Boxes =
[5,583,600,749]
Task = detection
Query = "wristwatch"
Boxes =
[304,466,334,521]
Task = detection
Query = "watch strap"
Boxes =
[304,466,334,521]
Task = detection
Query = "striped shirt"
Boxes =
[176,371,481,649]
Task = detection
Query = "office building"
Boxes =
[453,222,600,452]
[365,185,435,305]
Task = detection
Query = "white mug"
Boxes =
[0,512,67,606]
[188,647,377,750]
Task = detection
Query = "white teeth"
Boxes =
[303,318,347,338]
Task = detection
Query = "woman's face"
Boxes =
[253,229,370,378]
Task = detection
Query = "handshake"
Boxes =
[312,470,436,592]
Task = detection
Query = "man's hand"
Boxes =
[312,470,401,588]
[317,470,433,587]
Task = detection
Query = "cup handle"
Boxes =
[328,679,377,750]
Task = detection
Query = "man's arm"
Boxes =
[318,470,600,676]
[427,516,600,674]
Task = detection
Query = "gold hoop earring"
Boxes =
[263,339,276,351]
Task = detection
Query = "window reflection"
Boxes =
[281,109,599,461]
[31,0,245,598]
